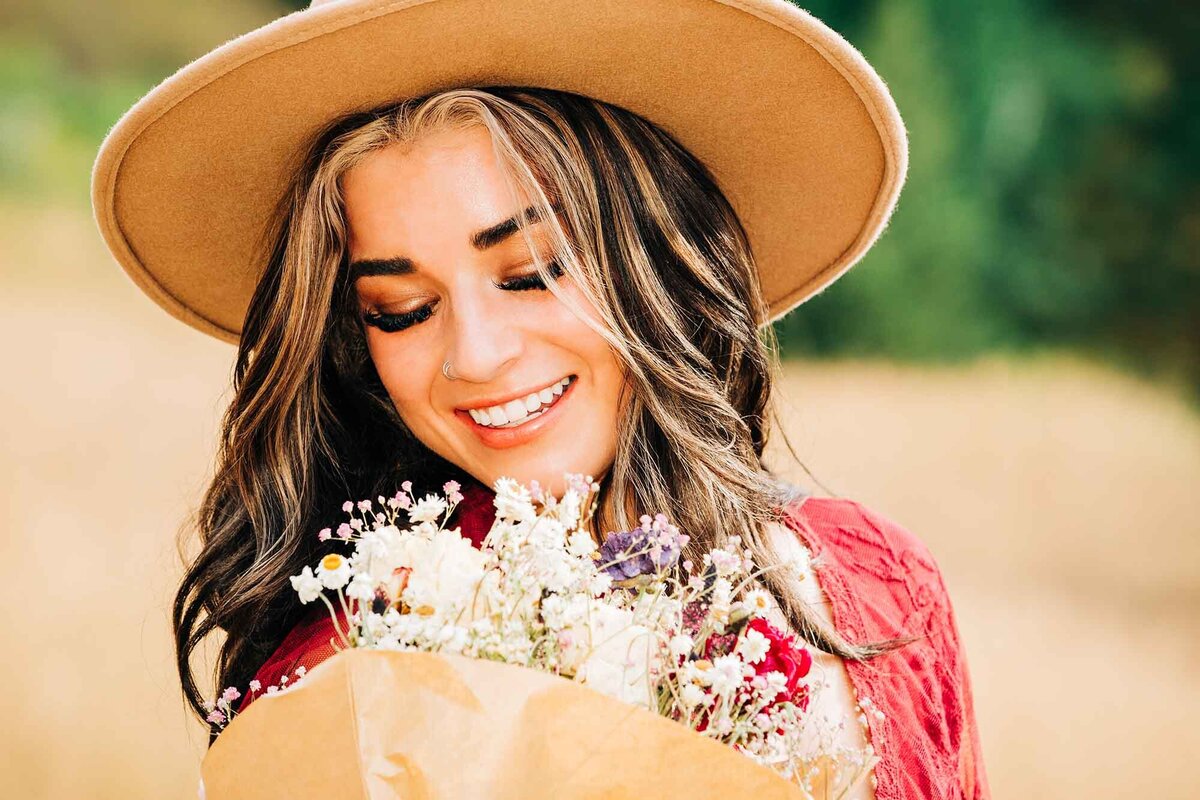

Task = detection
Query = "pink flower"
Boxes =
[249,680,261,693]
[206,710,226,725]
[221,686,241,703]
[318,528,332,542]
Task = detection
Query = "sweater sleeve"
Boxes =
[931,556,992,799]
[852,501,993,799]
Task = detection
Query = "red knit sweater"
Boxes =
[237,482,991,799]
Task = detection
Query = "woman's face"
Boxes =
[343,125,626,497]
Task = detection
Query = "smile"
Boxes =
[455,374,578,449]
[464,375,576,428]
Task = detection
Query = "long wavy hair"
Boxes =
[173,86,918,737]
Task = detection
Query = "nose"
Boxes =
[441,284,523,384]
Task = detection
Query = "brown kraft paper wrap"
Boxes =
[201,649,823,799]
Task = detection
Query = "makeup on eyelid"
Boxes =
[360,259,566,333]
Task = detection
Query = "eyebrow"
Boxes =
[348,202,560,282]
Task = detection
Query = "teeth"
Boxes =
[503,398,528,423]
[467,376,574,428]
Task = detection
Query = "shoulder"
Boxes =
[235,600,347,713]
[777,497,992,796]
[777,495,958,645]
[780,495,942,582]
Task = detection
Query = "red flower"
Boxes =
[746,617,812,709]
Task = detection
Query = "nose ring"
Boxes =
[442,359,457,381]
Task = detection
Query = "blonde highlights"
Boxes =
[173,87,915,736]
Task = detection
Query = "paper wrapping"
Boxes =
[201,648,823,799]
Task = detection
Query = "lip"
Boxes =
[455,375,577,449]
[456,374,573,412]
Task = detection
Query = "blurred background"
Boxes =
[1,0,1196,797]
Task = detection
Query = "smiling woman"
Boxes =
[147,85,989,798]
[341,124,626,494]
[91,1,990,796]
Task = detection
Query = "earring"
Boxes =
[442,359,457,381]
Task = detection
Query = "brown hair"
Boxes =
[173,86,917,738]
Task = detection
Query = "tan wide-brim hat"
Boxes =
[91,0,907,345]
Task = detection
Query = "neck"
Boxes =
[447,473,622,547]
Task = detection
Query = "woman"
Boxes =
[92,2,989,798]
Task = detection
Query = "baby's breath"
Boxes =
[209,473,875,795]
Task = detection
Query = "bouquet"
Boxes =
[204,475,879,798]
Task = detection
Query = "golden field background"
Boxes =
[2,202,1198,797]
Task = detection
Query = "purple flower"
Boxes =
[598,518,686,580]
[598,530,655,579]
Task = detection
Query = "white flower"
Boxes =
[435,623,470,653]
[679,682,706,708]
[562,603,660,709]
[741,589,772,614]
[707,577,733,627]
[566,528,597,558]
[345,572,377,602]
[683,659,713,687]
[738,628,771,664]
[587,572,613,597]
[408,494,448,524]
[493,477,536,523]
[529,549,578,594]
[353,524,401,577]
[708,654,750,696]
[763,670,789,700]
[576,631,657,709]
[707,548,742,577]
[668,634,694,658]
[396,528,488,616]
[539,594,567,630]
[315,553,352,590]
[555,487,584,529]
[289,566,323,604]
[540,593,588,631]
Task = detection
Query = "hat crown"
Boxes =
[91,0,907,342]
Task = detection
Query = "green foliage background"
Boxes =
[3,0,1196,396]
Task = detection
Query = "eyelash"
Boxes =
[361,259,566,334]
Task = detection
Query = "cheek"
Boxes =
[547,294,627,408]
[366,334,431,409]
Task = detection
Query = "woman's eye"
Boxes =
[361,303,434,333]
[498,259,565,291]
[360,260,564,334]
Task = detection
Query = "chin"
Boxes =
[479,450,610,496]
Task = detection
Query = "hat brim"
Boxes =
[91,0,907,344]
